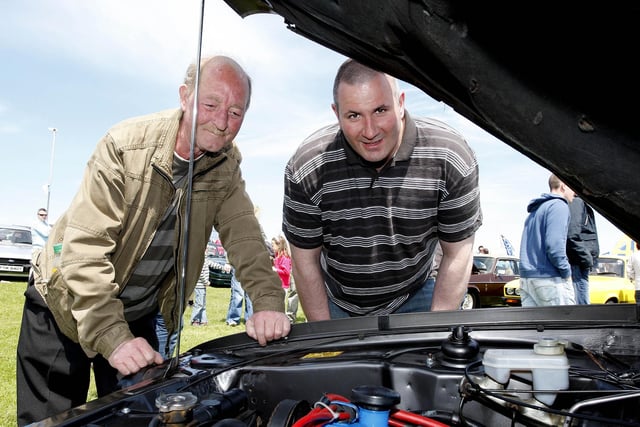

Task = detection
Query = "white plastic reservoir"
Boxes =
[482,337,569,405]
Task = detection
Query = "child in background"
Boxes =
[272,236,298,322]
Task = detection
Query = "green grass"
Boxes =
[0,281,305,426]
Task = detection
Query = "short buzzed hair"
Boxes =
[332,59,399,107]
[548,174,563,190]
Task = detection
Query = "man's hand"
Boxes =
[245,311,291,346]
[108,337,164,376]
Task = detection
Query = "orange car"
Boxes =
[462,255,520,309]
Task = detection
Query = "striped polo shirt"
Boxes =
[283,112,482,315]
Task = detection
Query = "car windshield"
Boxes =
[0,227,32,245]
[472,256,494,273]
[592,257,625,277]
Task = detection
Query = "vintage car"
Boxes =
[463,255,520,309]
[36,2,640,427]
[207,240,232,288]
[504,256,636,306]
[207,255,232,288]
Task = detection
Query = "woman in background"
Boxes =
[272,236,298,322]
[272,236,292,289]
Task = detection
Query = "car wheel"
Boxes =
[604,298,618,304]
[460,292,478,310]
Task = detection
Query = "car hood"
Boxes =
[0,241,32,259]
[223,1,640,243]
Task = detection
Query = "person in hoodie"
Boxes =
[518,174,576,307]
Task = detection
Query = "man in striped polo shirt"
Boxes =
[283,59,482,320]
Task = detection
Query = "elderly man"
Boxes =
[17,56,290,425]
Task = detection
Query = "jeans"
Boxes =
[155,312,178,360]
[328,276,435,318]
[286,284,299,322]
[190,286,208,324]
[571,265,590,304]
[520,276,576,307]
[226,269,253,324]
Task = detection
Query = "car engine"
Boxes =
[39,314,640,427]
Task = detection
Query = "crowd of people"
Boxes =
[196,233,297,328]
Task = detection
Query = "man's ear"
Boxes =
[331,103,339,119]
[179,84,188,110]
[398,92,406,115]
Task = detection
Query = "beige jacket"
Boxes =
[32,109,284,358]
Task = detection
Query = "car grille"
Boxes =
[0,257,31,275]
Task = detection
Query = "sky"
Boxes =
[0,0,626,256]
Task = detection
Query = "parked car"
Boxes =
[38,2,640,427]
[208,256,232,287]
[0,225,32,281]
[462,255,520,309]
[207,239,232,287]
[504,256,636,306]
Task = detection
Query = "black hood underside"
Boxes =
[224,1,640,242]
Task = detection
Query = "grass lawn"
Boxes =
[0,280,305,426]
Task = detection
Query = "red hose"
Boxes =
[391,409,450,427]
[291,393,353,427]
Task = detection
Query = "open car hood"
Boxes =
[224,1,640,243]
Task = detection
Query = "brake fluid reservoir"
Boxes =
[482,337,569,405]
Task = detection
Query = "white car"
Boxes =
[0,225,32,281]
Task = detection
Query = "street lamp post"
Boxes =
[46,127,57,216]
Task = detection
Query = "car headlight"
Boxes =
[505,287,519,296]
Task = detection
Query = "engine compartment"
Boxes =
[43,322,640,427]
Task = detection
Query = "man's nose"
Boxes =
[210,109,229,132]
[361,116,377,139]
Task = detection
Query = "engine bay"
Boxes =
[41,319,640,427]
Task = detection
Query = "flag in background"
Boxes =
[501,234,515,256]
[607,234,636,259]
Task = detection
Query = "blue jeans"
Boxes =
[520,276,576,307]
[190,286,208,324]
[155,312,178,360]
[328,276,435,318]
[571,265,590,304]
[226,270,253,324]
